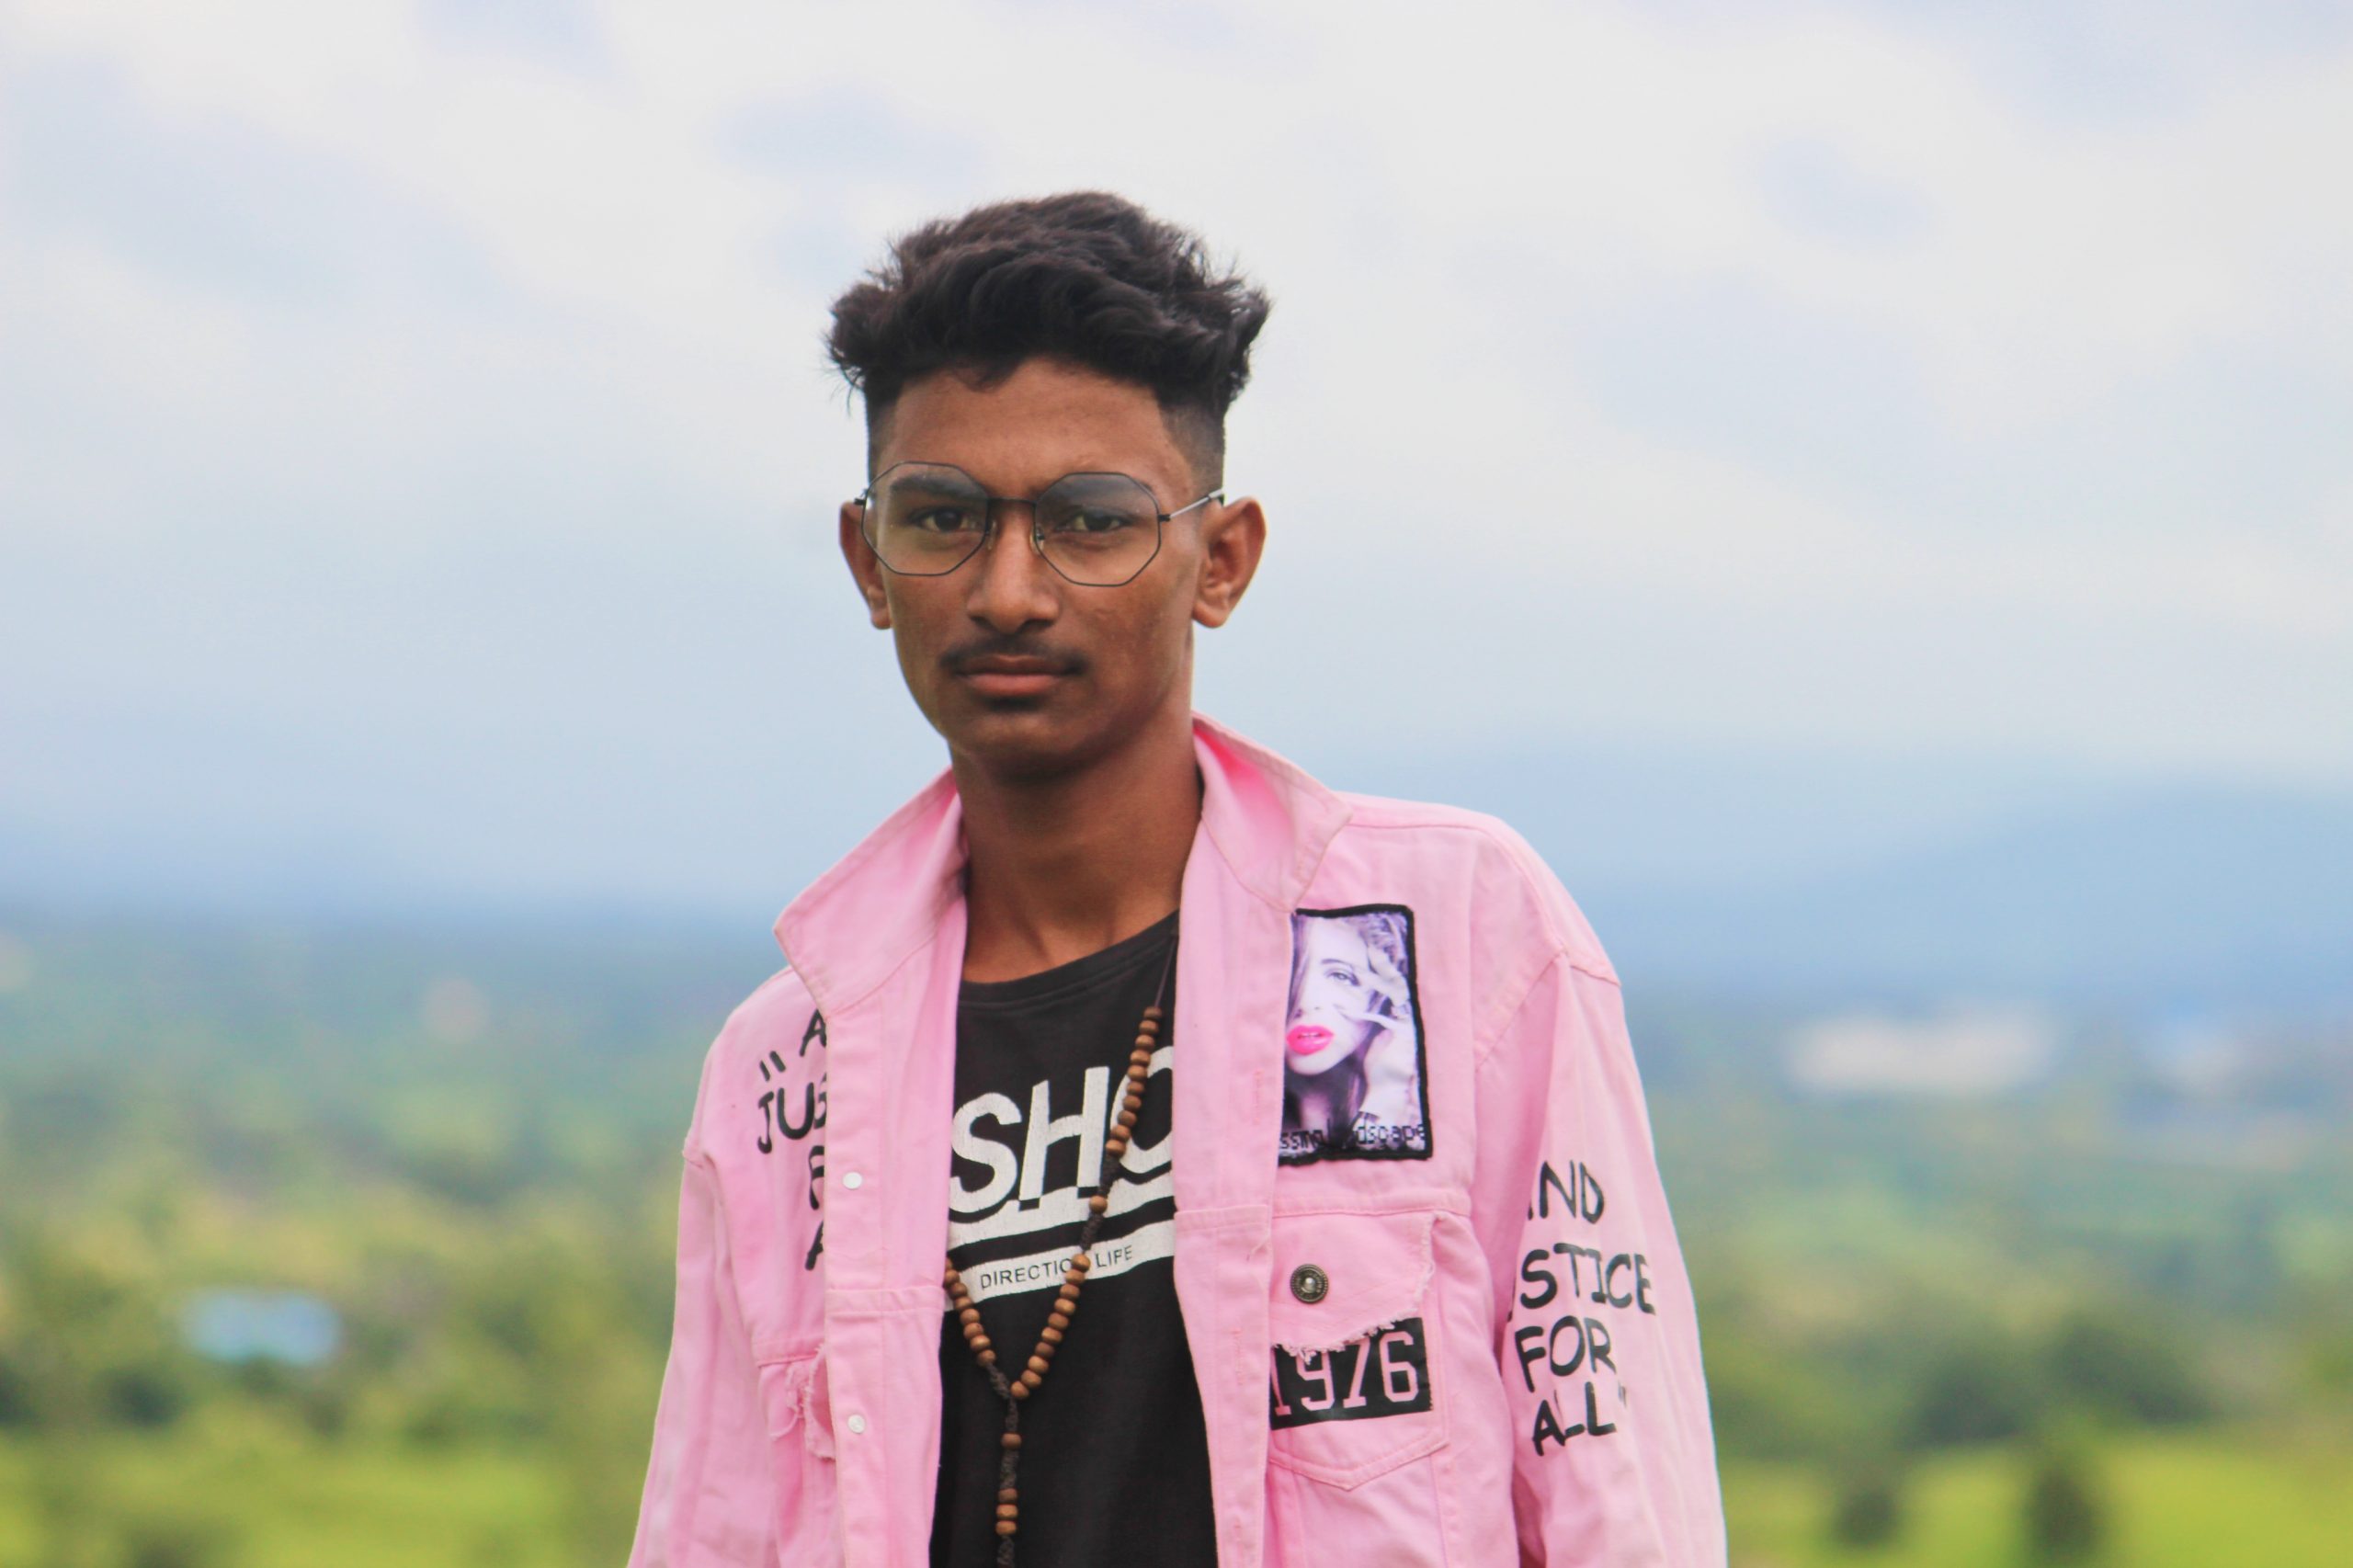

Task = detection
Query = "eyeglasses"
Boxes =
[853,461,1222,588]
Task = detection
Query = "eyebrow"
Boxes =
[881,469,1164,497]
[881,472,985,498]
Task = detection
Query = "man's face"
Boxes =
[839,357,1262,778]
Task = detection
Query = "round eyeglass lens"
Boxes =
[866,463,993,574]
[1035,472,1162,585]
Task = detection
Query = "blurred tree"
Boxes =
[118,1506,238,1568]
[2042,1308,2211,1426]
[1826,1459,1906,1548]
[2021,1434,2107,1563]
[1909,1334,2047,1449]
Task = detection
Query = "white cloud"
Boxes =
[2,0,2348,910]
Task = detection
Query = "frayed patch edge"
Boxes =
[1269,1219,1438,1356]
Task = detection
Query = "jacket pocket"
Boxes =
[754,1350,839,1562]
[756,1352,836,1458]
[1264,1210,1448,1490]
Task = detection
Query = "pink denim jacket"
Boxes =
[628,715,1726,1566]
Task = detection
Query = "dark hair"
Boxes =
[824,191,1271,483]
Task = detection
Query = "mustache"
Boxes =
[939,634,1087,676]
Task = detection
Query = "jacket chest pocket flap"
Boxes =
[1265,1210,1448,1488]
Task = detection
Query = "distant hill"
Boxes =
[4,735,2347,1018]
[1316,738,2351,1016]
[1581,785,2353,1015]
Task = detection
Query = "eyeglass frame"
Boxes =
[851,460,1224,588]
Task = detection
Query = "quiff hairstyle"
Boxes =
[824,190,1271,487]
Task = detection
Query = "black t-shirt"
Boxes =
[930,911,1218,1567]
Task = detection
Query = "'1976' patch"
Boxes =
[1270,1318,1432,1427]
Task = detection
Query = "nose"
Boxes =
[962,500,1060,633]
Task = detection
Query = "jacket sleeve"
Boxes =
[626,1142,776,1567]
[1469,949,1727,1568]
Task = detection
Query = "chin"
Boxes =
[939,699,1101,779]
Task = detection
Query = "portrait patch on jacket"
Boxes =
[1278,905,1432,1164]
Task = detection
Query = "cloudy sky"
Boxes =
[4,0,2348,920]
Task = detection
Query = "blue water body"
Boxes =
[180,1289,341,1367]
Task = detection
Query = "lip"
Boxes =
[954,656,1070,699]
[961,670,1064,699]
[1286,1024,1333,1055]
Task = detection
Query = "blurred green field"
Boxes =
[1722,1433,2353,1567]
[0,1425,569,1568]
[2,1426,2346,1566]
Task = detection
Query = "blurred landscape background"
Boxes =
[3,1,2348,1564]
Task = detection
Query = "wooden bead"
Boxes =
[1041,1324,1063,1345]
[1001,1432,1022,1449]
[1142,1006,1165,1021]
[1018,1369,1041,1392]
[1130,1048,1153,1067]
[998,1486,1018,1503]
[997,1503,1018,1519]
[1088,1192,1108,1214]
[1009,1379,1031,1400]
[996,1520,1018,1536]
[1046,1306,1071,1329]
[1027,1354,1049,1376]
[1070,1252,1091,1272]
[1057,1283,1080,1304]
[977,1348,996,1367]
[958,1306,980,1325]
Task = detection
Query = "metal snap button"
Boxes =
[1289,1264,1330,1304]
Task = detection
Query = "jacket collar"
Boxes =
[772,712,1351,1017]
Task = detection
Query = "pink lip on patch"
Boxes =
[1286,1025,1332,1055]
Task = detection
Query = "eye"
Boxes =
[1322,961,1358,986]
[1053,508,1132,536]
[908,506,981,535]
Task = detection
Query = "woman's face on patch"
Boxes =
[1285,919,1383,1077]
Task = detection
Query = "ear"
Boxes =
[840,501,892,629]
[1191,495,1267,629]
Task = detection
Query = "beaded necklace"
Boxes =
[941,937,1176,1567]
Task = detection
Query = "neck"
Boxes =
[954,705,1201,983]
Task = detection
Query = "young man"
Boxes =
[628,192,1725,1567]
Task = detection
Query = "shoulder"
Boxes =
[1324,790,1618,988]
[682,964,825,1162]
